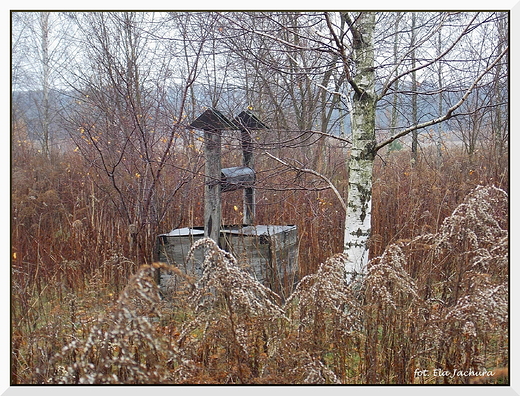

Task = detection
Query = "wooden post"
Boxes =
[241,127,255,225]
[204,128,222,243]
[190,108,236,245]
[234,110,269,226]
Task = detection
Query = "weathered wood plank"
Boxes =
[156,225,299,298]
[204,129,222,243]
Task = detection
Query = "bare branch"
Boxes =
[375,45,509,152]
[264,151,347,213]
[378,13,479,100]
[325,12,363,97]
[304,128,351,144]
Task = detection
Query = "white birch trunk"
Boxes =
[343,13,376,282]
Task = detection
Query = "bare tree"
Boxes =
[216,12,348,165]
[341,12,507,279]
[491,14,509,159]
[222,11,508,280]
[60,12,203,260]
[11,12,72,157]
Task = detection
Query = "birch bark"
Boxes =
[343,12,376,282]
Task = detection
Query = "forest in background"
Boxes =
[11,11,509,384]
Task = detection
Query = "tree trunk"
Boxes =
[436,27,444,161]
[411,12,418,163]
[40,12,51,158]
[343,12,376,282]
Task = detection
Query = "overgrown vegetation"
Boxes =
[11,10,509,385]
[11,136,508,384]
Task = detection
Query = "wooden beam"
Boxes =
[241,128,255,225]
[204,129,222,243]
[234,110,269,226]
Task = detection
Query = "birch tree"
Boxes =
[11,12,71,157]
[333,11,508,281]
[330,12,377,281]
[227,11,508,281]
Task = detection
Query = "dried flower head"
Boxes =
[48,264,175,384]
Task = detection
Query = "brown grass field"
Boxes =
[11,130,509,384]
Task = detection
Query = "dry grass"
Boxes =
[11,140,508,385]
[45,264,173,384]
[363,185,508,384]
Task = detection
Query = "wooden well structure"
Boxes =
[155,108,299,298]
